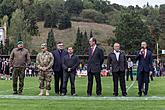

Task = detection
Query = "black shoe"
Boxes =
[138,92,142,97]
[18,92,23,95]
[13,91,18,95]
[122,94,127,97]
[113,94,118,97]
[97,94,102,97]
[144,94,148,97]
[113,93,118,97]
[87,94,91,97]
[71,93,77,96]
[143,92,148,96]
[122,92,127,96]
[55,93,59,96]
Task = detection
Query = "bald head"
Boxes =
[113,43,120,51]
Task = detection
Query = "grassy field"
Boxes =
[1,76,165,110]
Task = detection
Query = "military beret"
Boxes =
[17,41,24,45]
[41,43,47,48]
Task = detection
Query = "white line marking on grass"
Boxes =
[126,80,136,92]
[0,95,165,101]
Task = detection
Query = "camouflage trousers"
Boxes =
[39,71,52,90]
[12,67,26,93]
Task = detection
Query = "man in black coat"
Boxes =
[107,43,127,96]
[61,47,80,96]
[52,42,68,95]
[136,41,153,96]
[87,37,104,96]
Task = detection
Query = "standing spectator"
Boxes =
[4,59,10,80]
[0,58,3,79]
[61,47,80,96]
[136,41,153,97]
[29,68,32,77]
[160,63,165,76]
[87,37,104,96]
[52,42,68,95]
[9,41,31,95]
[126,58,133,81]
[107,43,127,96]
[31,65,35,77]
[25,68,29,77]
[2,58,6,75]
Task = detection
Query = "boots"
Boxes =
[46,90,50,96]
[39,89,44,96]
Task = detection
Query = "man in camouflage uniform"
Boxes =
[36,43,54,96]
[9,41,31,95]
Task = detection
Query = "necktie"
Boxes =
[91,47,94,55]
[144,50,147,58]
[142,50,146,58]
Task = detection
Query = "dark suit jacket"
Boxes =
[107,51,127,73]
[62,54,80,74]
[87,46,104,73]
[136,49,153,73]
[52,49,68,72]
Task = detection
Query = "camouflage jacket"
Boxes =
[36,51,54,71]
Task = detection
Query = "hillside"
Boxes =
[31,21,115,54]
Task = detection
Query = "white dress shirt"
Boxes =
[114,50,120,61]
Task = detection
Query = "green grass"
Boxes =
[0,76,165,110]
[1,99,165,110]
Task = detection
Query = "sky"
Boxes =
[109,0,165,7]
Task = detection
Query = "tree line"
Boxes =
[0,0,164,55]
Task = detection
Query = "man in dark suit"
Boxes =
[136,41,153,96]
[107,43,127,96]
[61,47,80,96]
[52,42,68,95]
[87,37,104,96]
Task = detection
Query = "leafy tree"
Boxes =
[0,0,23,18]
[9,9,31,47]
[159,4,165,49]
[80,9,106,23]
[47,29,56,52]
[114,10,155,54]
[90,30,93,38]
[146,7,160,52]
[65,0,83,16]
[23,1,39,36]
[81,31,89,54]
[74,28,89,55]
[83,0,95,9]
[44,9,58,28]
[58,12,72,30]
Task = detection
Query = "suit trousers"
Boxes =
[112,71,127,96]
[138,70,149,95]
[54,70,63,94]
[62,71,76,95]
[87,72,102,95]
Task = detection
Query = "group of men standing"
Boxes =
[9,38,153,97]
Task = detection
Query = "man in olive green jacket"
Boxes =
[9,41,31,95]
